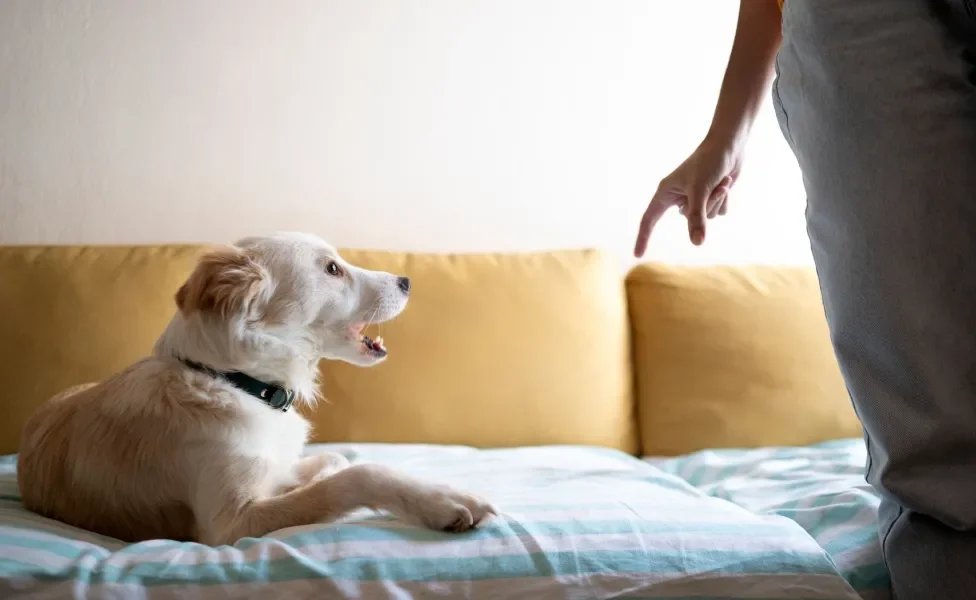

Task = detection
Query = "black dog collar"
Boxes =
[180,359,296,412]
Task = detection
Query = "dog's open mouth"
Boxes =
[350,323,387,359]
[362,334,386,357]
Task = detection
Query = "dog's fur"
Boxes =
[17,232,495,545]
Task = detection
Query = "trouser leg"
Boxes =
[772,1,976,597]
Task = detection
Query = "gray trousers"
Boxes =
[772,1,976,598]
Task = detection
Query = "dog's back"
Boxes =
[18,359,202,542]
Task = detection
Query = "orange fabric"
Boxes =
[626,263,862,456]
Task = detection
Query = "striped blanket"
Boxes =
[650,439,889,599]
[0,441,886,599]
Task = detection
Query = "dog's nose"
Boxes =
[397,276,411,295]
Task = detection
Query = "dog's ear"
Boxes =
[175,246,270,319]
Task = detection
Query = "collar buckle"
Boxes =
[267,388,296,412]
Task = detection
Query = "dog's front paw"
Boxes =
[414,487,497,533]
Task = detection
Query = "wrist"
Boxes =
[701,124,749,157]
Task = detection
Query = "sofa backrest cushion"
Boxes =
[626,263,861,456]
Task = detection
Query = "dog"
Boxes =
[17,232,495,545]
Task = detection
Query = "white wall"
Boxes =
[0,0,811,265]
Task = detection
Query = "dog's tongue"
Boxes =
[361,333,387,354]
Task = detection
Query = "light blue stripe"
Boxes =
[0,548,839,586]
[818,529,880,559]
[0,533,111,558]
[0,519,808,560]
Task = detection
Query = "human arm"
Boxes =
[634,0,783,256]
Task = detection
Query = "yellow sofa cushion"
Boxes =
[0,246,637,455]
[314,250,638,453]
[626,263,861,456]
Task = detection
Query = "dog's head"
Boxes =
[175,232,409,367]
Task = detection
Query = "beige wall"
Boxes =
[0,0,810,265]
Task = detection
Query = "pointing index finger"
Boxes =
[634,189,674,258]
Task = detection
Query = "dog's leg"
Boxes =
[293,453,350,487]
[195,462,496,546]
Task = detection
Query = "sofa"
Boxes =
[0,245,887,599]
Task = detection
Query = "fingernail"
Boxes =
[691,229,704,245]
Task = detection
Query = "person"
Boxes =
[633,1,976,598]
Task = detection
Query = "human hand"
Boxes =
[633,141,743,257]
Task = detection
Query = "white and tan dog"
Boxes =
[17,232,495,545]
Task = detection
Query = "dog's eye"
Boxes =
[326,261,342,277]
